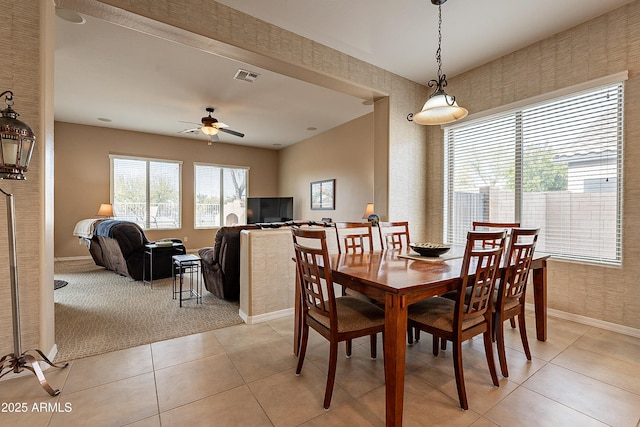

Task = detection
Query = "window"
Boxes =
[194,164,248,228]
[110,155,182,230]
[444,82,623,264]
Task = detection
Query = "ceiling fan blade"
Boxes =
[219,128,245,138]
[179,127,201,134]
[214,122,229,129]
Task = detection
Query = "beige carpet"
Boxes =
[54,259,243,362]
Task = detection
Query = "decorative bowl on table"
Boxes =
[409,242,451,257]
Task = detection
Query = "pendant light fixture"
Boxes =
[412,0,468,126]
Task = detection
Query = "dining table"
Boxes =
[293,246,550,427]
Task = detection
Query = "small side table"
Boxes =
[172,254,202,307]
[143,242,184,287]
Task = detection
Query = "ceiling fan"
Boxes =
[180,107,245,144]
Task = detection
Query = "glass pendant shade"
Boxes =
[201,125,219,136]
[413,91,468,125]
[0,104,36,180]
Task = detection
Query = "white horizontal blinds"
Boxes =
[149,161,181,229]
[194,165,221,228]
[521,83,622,263]
[194,165,248,228]
[444,114,516,245]
[111,156,182,230]
[444,81,623,264]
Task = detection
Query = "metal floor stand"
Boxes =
[0,189,68,396]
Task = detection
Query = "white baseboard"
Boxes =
[526,303,640,338]
[239,307,294,325]
[55,255,92,261]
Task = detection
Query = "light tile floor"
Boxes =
[1,312,640,427]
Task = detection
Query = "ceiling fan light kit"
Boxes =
[412,0,468,126]
[201,107,221,136]
[200,124,219,136]
[181,107,245,143]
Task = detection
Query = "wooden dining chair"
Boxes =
[407,230,505,410]
[291,227,385,409]
[377,221,411,250]
[334,221,375,254]
[411,222,520,346]
[333,221,379,355]
[472,221,521,329]
[493,227,539,377]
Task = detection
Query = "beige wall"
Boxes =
[279,113,374,222]
[54,122,279,257]
[425,2,640,329]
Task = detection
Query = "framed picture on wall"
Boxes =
[310,179,335,210]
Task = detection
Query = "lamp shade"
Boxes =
[362,203,375,219]
[412,92,468,126]
[96,203,114,217]
[0,102,36,180]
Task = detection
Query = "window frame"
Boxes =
[443,78,625,266]
[109,154,183,230]
[193,162,249,229]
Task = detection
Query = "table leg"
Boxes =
[384,293,407,427]
[532,260,547,341]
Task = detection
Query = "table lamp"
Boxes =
[362,203,379,226]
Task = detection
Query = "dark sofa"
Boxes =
[88,220,184,281]
[198,224,260,301]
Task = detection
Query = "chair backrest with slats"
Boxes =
[457,231,506,326]
[334,222,374,254]
[472,221,520,250]
[378,221,410,250]
[498,228,539,307]
[292,228,337,325]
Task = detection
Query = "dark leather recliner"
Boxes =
[88,220,184,281]
[198,225,260,301]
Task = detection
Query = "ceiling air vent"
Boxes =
[233,69,260,83]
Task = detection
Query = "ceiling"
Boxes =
[54,0,634,149]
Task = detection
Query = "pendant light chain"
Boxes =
[410,0,468,125]
[436,4,443,83]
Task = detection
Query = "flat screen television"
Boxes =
[247,197,294,224]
